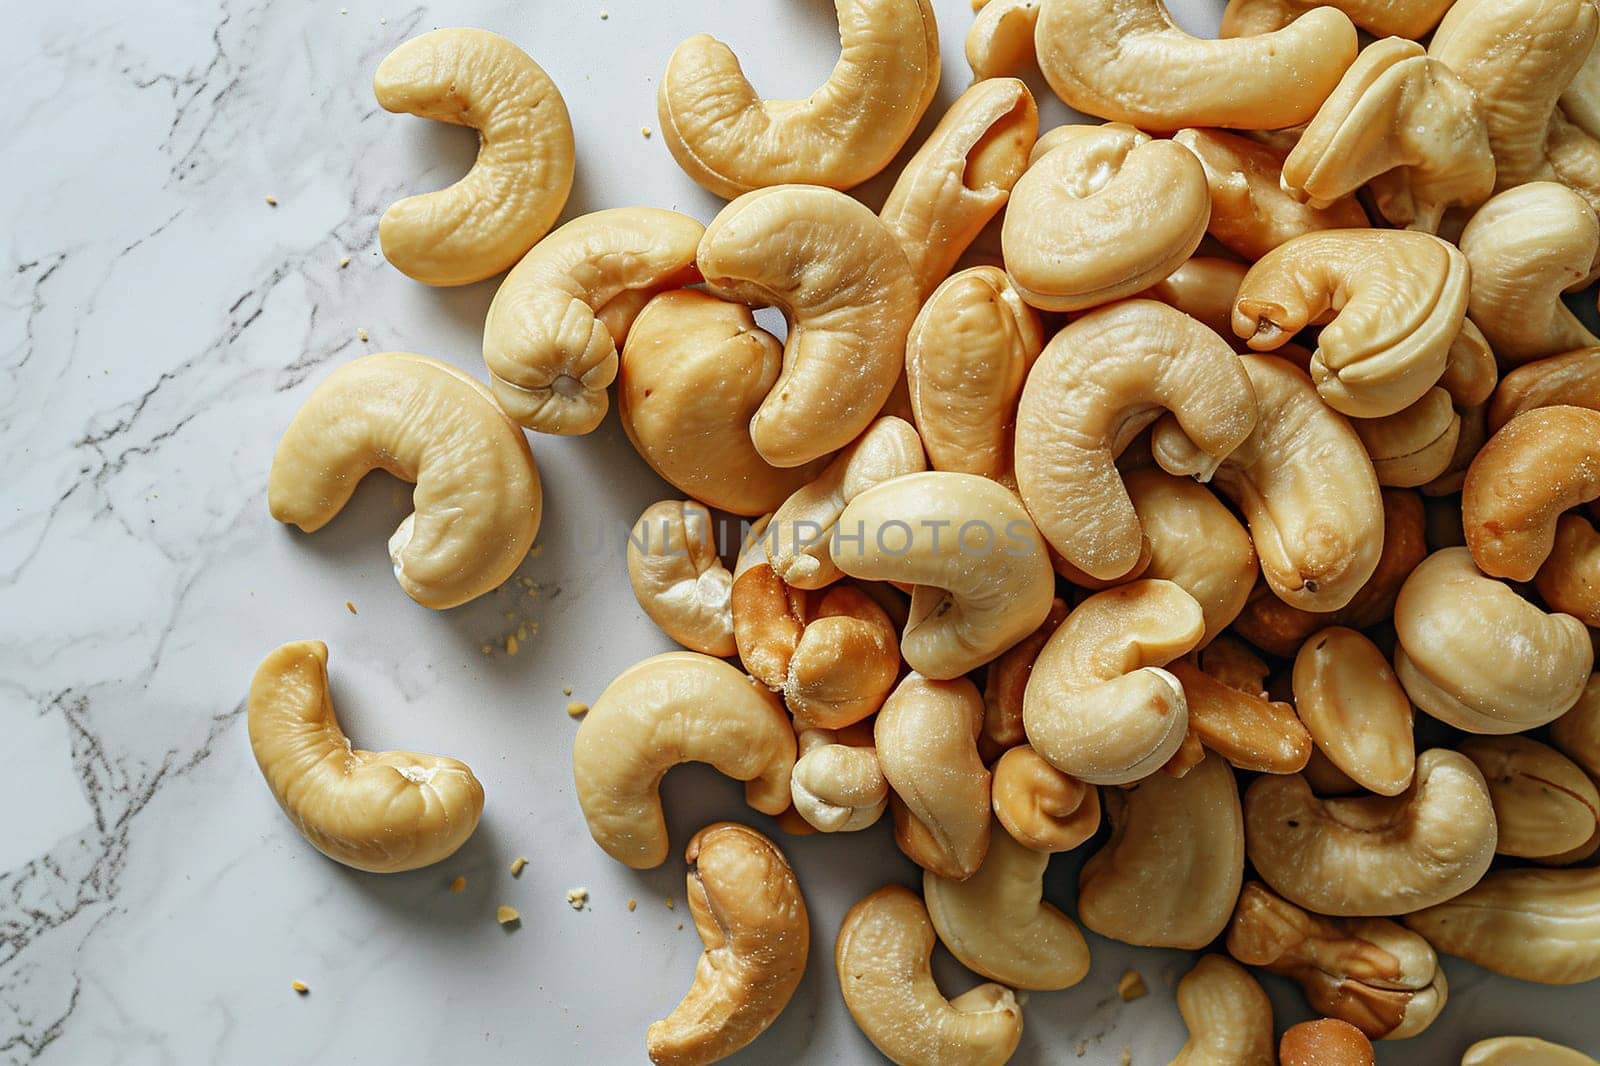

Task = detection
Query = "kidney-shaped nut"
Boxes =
[1491,346,1600,433]
[1003,126,1209,312]
[1405,867,1600,985]
[628,500,736,658]
[1458,736,1600,860]
[1034,0,1356,130]
[1351,387,1462,489]
[1079,751,1244,949]
[373,29,574,287]
[1169,954,1275,1066]
[1136,257,1250,342]
[1126,468,1257,647]
[1167,657,1313,775]
[572,653,796,869]
[1015,300,1257,581]
[1552,674,1600,779]
[1292,627,1416,797]
[924,820,1090,991]
[833,471,1054,679]
[248,641,483,873]
[483,208,704,434]
[790,728,888,833]
[990,745,1101,853]
[698,186,920,468]
[268,353,540,610]
[1463,1037,1600,1066]
[836,886,1023,1066]
[966,0,1040,80]
[905,266,1043,486]
[647,823,809,1066]
[1279,1019,1376,1066]
[1244,747,1497,917]
[657,0,939,199]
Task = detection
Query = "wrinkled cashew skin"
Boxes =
[1405,867,1600,985]
[1170,954,1275,1066]
[268,353,541,610]
[374,29,574,286]
[248,641,485,873]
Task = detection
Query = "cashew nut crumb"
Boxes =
[291,980,309,995]
[599,9,609,18]
[338,256,351,269]
[562,686,573,697]
[345,601,357,615]
[566,887,589,910]
[1120,1048,1132,1066]
[481,644,493,655]
[1117,969,1147,1001]
[264,195,278,206]
[497,905,521,925]
[641,126,653,138]
[1076,1042,1087,1058]
[566,701,589,718]
[627,898,637,911]
[516,624,527,641]
[510,857,528,877]
[449,875,466,893]
[506,634,519,656]
[665,896,676,910]
[356,328,369,342]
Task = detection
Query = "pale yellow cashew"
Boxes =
[1440,319,1500,409]
[1292,627,1416,797]
[657,0,940,199]
[1136,258,1249,343]
[646,823,809,1066]
[1405,867,1600,985]
[627,500,736,658]
[1126,468,1257,647]
[268,353,541,610]
[1220,0,1451,38]
[1034,0,1357,131]
[698,186,921,467]
[1565,39,1600,143]
[1003,125,1210,312]
[248,641,484,873]
[790,728,888,833]
[1553,674,1600,779]
[1464,1037,1600,1066]
[1169,955,1275,1066]
[835,886,1023,1066]
[483,208,704,434]
[1014,299,1257,581]
[1351,387,1462,488]
[1459,736,1600,860]
[966,0,1040,80]
[572,653,796,869]
[373,29,574,286]
[1491,346,1600,432]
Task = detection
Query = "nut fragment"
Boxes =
[1292,627,1416,797]
[1169,954,1274,1066]
[966,0,1040,80]
[1168,657,1312,775]
[877,674,992,879]
[1117,970,1147,1002]
[1490,346,1600,433]
[989,745,1101,853]
[1458,736,1600,859]
[628,501,736,657]
[1404,867,1600,985]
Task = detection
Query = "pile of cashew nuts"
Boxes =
[240,3,1600,1063]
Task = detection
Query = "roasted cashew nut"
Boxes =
[790,728,888,832]
[1292,627,1416,796]
[1405,867,1600,985]
[1137,257,1250,343]
[1458,736,1600,860]
[1537,514,1600,626]
[268,353,541,610]
[647,823,808,1066]
[657,0,940,199]
[1463,1037,1600,1066]
[981,598,1068,759]
[1221,0,1451,39]
[248,641,484,873]
[627,500,736,658]
[1169,954,1275,1066]
[1167,652,1313,775]
[373,29,574,286]
[698,186,921,467]
[1279,1019,1376,1066]
[990,744,1100,853]
[1491,346,1600,433]
[966,0,1040,80]
[572,653,796,869]
[483,208,704,434]
[835,886,1023,1066]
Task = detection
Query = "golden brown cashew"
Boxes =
[790,728,888,832]
[880,80,1039,298]
[1152,355,1384,612]
[981,598,1068,759]
[1137,258,1250,342]
[248,641,484,873]
[1126,468,1257,647]
[628,500,736,658]
[657,0,940,199]
[905,267,1044,486]
[483,208,704,434]
[1244,748,1497,916]
[1034,0,1357,130]
[1405,867,1600,985]
[1293,627,1415,797]
[698,186,920,467]
[836,886,1023,1066]
[1463,1037,1600,1066]
[572,653,796,869]
[990,745,1101,853]
[1221,0,1451,38]
[1537,514,1600,625]
[373,29,574,286]
[647,823,809,1066]
[1459,736,1600,860]
[1552,674,1600,778]
[966,0,1040,80]
[1280,1018,1376,1066]
[1014,300,1257,582]
[1168,652,1313,775]
[924,821,1090,991]
[1079,751,1244,949]
[1169,954,1275,1066]
[1352,387,1462,487]
[1491,346,1600,432]
[1003,126,1210,312]
[268,353,541,610]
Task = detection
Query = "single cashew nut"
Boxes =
[1491,346,1600,433]
[628,500,736,657]
[835,886,1023,1066]
[1458,736,1600,860]
[657,0,940,199]
[1552,674,1600,779]
[572,653,796,869]
[1167,655,1313,775]
[647,823,809,1066]
[791,728,889,832]
[990,744,1101,853]
[1293,627,1416,797]
[698,186,920,467]
[1405,867,1600,985]
[1439,319,1499,409]
[248,641,484,873]
[1137,258,1250,343]
[1222,0,1451,39]
[1353,388,1463,488]
[1279,1019,1376,1066]
[373,29,574,286]
[982,598,1069,759]
[1463,1037,1600,1066]
[1169,954,1275,1066]
[268,353,541,610]
[483,208,705,434]
[966,0,1040,80]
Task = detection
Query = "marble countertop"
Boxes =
[3,0,1596,1063]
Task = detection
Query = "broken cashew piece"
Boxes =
[966,0,1040,80]
[790,728,888,832]
[990,745,1100,853]
[248,641,484,873]
[1169,954,1275,1066]
[373,29,574,286]
[1352,387,1462,488]
[1405,867,1600,985]
[628,500,736,657]
[268,353,541,610]
[1292,627,1416,797]
[1463,1037,1600,1066]
[1458,736,1600,860]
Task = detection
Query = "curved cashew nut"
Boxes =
[1221,0,1451,38]
[835,886,1023,1066]
[981,598,1068,759]
[1169,954,1275,1066]
[1023,579,1204,785]
[833,471,1054,679]
[1491,346,1600,433]
[627,500,736,658]
[1463,1037,1600,1066]
[698,186,920,468]
[880,79,1039,298]
[1440,318,1499,409]
[1459,736,1600,860]
[1034,0,1357,130]
[990,744,1101,853]
[373,29,574,286]
[268,353,541,610]
[1352,387,1461,488]
[647,823,808,1066]
[966,0,1040,80]
[1153,354,1384,612]
[1537,514,1600,626]
[1003,126,1210,312]
[1404,867,1600,985]
[790,728,888,832]
[1244,747,1497,916]
[1552,674,1600,779]
[572,653,796,869]
[247,641,484,873]
[1292,627,1416,797]
[657,0,940,199]
[1137,257,1250,343]
[1168,651,1313,775]
[483,208,704,434]
[1014,300,1257,581]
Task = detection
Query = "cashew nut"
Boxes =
[1292,627,1416,797]
[628,500,736,658]
[248,641,484,873]
[1279,1019,1376,1066]
[981,597,1068,759]
[1552,674,1600,779]
[1353,387,1463,488]
[1137,257,1250,343]
[373,29,574,286]
[1221,0,1451,39]
[966,0,1040,80]
[1463,1037,1600,1066]
[268,353,541,610]
[1458,736,1600,860]
[990,744,1101,853]
[1439,318,1500,409]
[790,727,888,832]
[1167,653,1313,775]
[1405,867,1600,985]
[647,823,809,1066]
[572,653,796,869]
[1491,345,1600,433]
[1169,954,1275,1066]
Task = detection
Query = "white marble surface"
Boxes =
[2,0,1597,1062]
